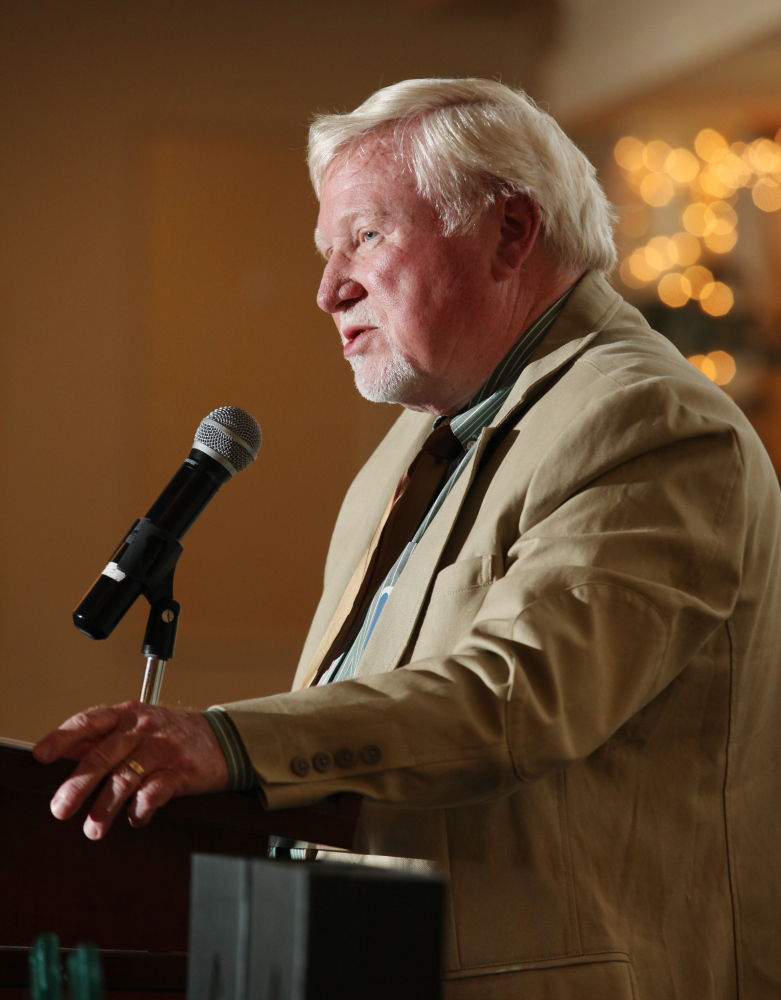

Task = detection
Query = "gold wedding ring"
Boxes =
[124,758,146,778]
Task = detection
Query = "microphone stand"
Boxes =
[100,517,184,706]
[139,577,180,705]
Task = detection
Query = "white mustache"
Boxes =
[338,312,383,341]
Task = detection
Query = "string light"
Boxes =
[614,128,781,316]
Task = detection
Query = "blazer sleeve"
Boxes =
[219,380,748,812]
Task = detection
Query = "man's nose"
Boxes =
[317,255,365,314]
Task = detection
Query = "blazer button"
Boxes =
[335,748,356,768]
[313,751,333,773]
[361,744,382,765]
[290,756,310,777]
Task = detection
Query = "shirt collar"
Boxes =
[436,286,575,448]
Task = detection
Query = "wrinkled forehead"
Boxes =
[321,132,409,193]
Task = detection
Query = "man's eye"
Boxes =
[362,231,379,242]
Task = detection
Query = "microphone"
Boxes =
[73,406,261,641]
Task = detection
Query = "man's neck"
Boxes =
[405,267,585,417]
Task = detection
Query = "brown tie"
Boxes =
[296,421,463,690]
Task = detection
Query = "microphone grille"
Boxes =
[194,406,262,474]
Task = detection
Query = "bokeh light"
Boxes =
[665,147,700,184]
[703,229,738,253]
[716,152,751,188]
[628,247,661,282]
[642,140,672,172]
[684,265,714,299]
[614,128,781,315]
[619,258,648,289]
[709,201,738,228]
[694,129,728,162]
[709,350,737,385]
[614,136,646,171]
[688,351,736,385]
[670,231,701,266]
[646,235,678,270]
[699,281,734,316]
[747,138,781,175]
[640,173,675,206]
[752,178,781,212]
[619,257,647,289]
[683,202,711,237]
[688,354,718,380]
[657,272,692,308]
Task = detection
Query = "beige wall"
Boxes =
[0,1,550,739]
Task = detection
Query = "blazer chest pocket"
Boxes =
[410,554,502,661]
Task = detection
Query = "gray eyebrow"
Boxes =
[314,227,329,257]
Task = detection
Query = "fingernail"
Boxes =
[34,742,52,763]
[84,819,101,840]
[51,793,69,819]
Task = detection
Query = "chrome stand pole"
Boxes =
[140,656,166,705]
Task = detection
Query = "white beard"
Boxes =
[348,347,422,404]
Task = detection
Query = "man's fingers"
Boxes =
[50,733,141,820]
[126,773,177,828]
[34,705,120,763]
[82,760,150,840]
[52,739,105,762]
[83,769,177,839]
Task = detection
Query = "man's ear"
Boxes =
[493,192,543,279]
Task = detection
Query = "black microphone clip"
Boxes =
[109,517,183,661]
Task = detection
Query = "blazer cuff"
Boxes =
[201,708,261,792]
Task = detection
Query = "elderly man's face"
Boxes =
[315,140,504,414]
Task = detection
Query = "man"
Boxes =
[36,80,781,998]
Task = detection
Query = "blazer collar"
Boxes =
[490,271,624,431]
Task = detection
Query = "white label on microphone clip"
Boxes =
[102,561,126,583]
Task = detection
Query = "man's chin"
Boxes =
[350,357,422,405]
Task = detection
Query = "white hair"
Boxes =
[308,78,617,274]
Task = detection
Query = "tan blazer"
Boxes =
[223,272,781,999]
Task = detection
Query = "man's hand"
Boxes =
[32,702,230,840]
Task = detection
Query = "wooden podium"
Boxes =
[0,744,360,997]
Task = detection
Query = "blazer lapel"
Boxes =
[291,409,431,689]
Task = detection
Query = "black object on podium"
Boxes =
[188,854,445,1000]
